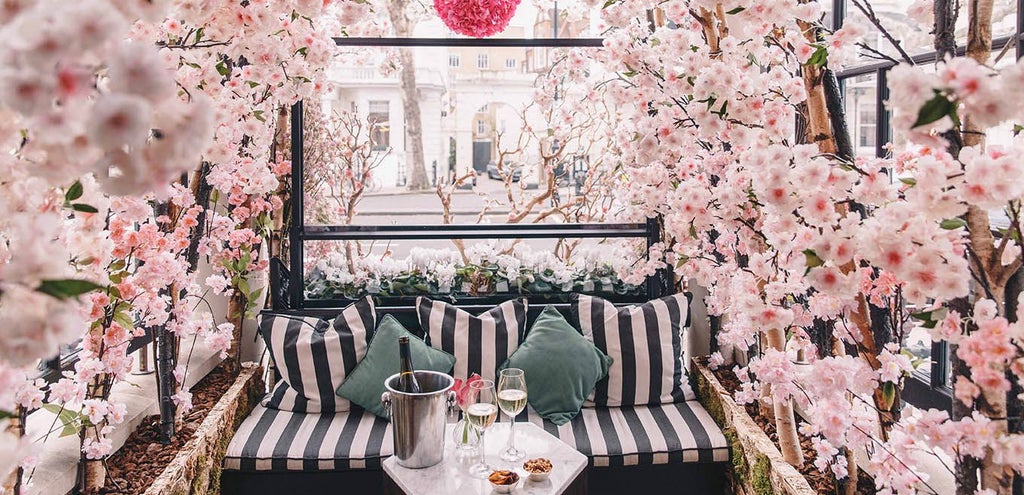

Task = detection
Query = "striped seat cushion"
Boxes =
[572,294,696,406]
[416,297,526,382]
[223,401,727,472]
[223,404,392,472]
[260,297,376,412]
[521,401,729,466]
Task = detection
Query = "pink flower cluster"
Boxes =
[434,0,522,38]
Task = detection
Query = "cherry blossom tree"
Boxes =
[601,0,1023,493]
[0,0,369,491]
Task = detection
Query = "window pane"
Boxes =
[306,45,616,226]
[842,73,878,157]
[845,0,1018,61]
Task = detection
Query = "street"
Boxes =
[312,175,602,258]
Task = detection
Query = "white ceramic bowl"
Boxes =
[489,479,518,493]
[526,470,550,482]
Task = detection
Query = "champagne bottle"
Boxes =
[397,336,422,393]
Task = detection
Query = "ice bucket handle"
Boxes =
[381,391,392,417]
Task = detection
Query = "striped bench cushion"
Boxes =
[224,404,392,472]
[223,401,727,472]
[521,401,729,466]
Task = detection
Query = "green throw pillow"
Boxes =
[499,306,612,425]
[337,315,456,418]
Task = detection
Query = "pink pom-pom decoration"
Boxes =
[434,0,522,38]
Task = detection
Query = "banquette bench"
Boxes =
[220,297,729,495]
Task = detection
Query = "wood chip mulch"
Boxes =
[100,364,236,494]
[711,364,878,495]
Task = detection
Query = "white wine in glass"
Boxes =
[465,402,498,429]
[465,379,497,478]
[497,368,527,461]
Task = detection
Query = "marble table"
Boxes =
[383,422,588,495]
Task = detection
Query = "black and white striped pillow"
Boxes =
[572,293,694,406]
[260,296,376,413]
[416,297,526,382]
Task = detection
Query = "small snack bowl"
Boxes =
[488,470,520,493]
[523,458,553,482]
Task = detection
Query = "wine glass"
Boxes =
[497,368,528,461]
[464,379,498,478]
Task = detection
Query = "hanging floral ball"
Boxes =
[434,0,522,38]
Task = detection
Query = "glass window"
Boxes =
[844,0,1018,61]
[304,44,617,230]
[368,100,390,150]
[477,53,489,69]
[449,54,460,67]
[506,58,517,69]
[842,73,878,157]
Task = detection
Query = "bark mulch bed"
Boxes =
[100,364,236,494]
[707,360,877,495]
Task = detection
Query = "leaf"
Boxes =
[880,381,897,411]
[216,61,230,77]
[725,6,745,14]
[37,279,104,300]
[60,423,79,437]
[910,307,947,329]
[940,218,967,230]
[899,177,917,186]
[806,46,828,68]
[72,203,99,213]
[913,92,956,128]
[65,180,83,201]
[114,310,135,330]
[1014,124,1023,134]
[803,249,825,269]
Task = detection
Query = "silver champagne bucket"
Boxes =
[381,370,457,468]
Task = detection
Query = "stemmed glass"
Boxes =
[497,368,528,461]
[464,379,498,478]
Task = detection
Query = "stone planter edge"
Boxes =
[144,362,264,495]
[691,358,815,495]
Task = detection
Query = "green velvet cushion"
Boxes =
[337,315,456,418]
[499,306,612,425]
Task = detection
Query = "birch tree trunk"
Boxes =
[765,325,804,467]
[960,0,1012,492]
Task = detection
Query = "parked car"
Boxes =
[486,161,523,181]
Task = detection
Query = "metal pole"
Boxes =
[289,101,305,309]
[875,69,891,158]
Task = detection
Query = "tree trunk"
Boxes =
[1005,269,1024,495]
[765,326,804,467]
[3,406,25,494]
[155,286,180,443]
[78,377,108,494]
[387,1,429,191]
[225,290,245,374]
[78,460,105,494]
[961,0,1012,492]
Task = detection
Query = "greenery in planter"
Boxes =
[305,244,644,300]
